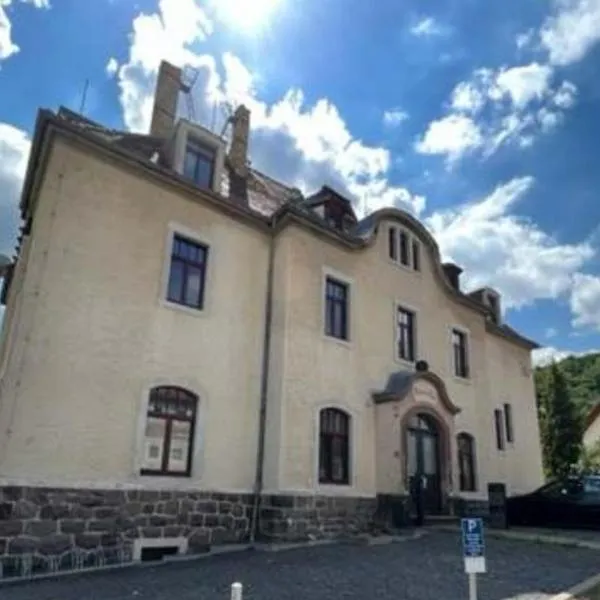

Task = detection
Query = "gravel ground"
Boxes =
[3,530,600,600]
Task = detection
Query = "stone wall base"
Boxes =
[0,485,253,579]
[258,494,378,541]
[448,497,490,518]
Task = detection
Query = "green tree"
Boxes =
[538,362,583,479]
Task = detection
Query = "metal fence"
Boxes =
[0,546,134,581]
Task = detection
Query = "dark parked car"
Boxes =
[507,475,600,529]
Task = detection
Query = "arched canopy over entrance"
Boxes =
[372,368,459,514]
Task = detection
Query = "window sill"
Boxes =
[160,298,208,318]
[316,483,357,496]
[388,257,421,276]
[323,334,353,349]
[394,357,416,370]
[140,470,192,478]
[452,374,472,386]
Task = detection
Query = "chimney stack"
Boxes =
[228,105,250,177]
[150,61,182,138]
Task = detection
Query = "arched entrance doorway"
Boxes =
[406,413,442,515]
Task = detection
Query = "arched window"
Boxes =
[457,433,476,492]
[141,386,198,477]
[319,408,350,485]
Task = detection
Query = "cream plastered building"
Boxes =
[0,61,544,562]
[584,405,600,449]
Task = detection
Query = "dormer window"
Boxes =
[388,226,420,272]
[184,139,215,189]
[169,120,226,194]
[483,289,501,325]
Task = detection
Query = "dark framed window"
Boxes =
[399,231,409,266]
[141,386,198,477]
[494,409,505,450]
[319,408,350,485]
[412,240,420,271]
[452,329,469,378]
[167,234,208,310]
[397,307,416,362]
[457,433,477,491]
[388,226,398,261]
[183,139,215,189]
[325,277,349,340]
[504,403,514,443]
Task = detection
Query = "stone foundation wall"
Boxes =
[0,485,253,578]
[449,497,490,518]
[258,494,377,541]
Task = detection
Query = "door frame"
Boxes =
[401,405,451,513]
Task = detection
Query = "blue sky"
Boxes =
[1,0,600,365]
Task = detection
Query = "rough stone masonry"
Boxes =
[0,486,381,578]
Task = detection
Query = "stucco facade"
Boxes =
[584,405,600,449]
[0,63,544,572]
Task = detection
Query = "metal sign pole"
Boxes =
[468,572,477,600]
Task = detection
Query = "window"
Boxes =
[325,277,349,340]
[452,329,469,378]
[503,403,514,443]
[141,386,198,477]
[457,433,476,492]
[494,409,505,450]
[388,227,398,261]
[167,235,208,310]
[397,307,416,362]
[412,240,420,272]
[183,139,215,188]
[388,227,420,272]
[319,408,350,485]
[399,231,409,266]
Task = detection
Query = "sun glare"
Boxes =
[211,0,281,33]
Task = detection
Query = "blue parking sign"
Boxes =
[461,518,485,558]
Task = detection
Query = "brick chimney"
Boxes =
[228,105,250,177]
[149,61,182,138]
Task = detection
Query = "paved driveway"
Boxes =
[4,531,600,600]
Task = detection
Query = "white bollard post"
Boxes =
[230,582,243,600]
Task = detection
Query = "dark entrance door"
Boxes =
[407,413,442,515]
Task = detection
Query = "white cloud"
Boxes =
[450,70,492,114]
[420,61,577,162]
[571,273,600,330]
[425,177,595,309]
[105,57,119,78]
[494,63,553,110]
[541,0,600,66]
[382,108,408,128]
[0,0,50,63]
[114,0,424,216]
[410,17,446,37]
[531,346,600,366]
[516,29,535,50]
[552,80,577,108]
[0,123,29,257]
[415,114,483,164]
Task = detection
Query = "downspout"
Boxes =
[249,230,276,544]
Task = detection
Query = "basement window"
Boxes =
[141,546,179,562]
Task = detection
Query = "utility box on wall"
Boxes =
[487,482,508,529]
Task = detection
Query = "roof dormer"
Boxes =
[469,287,502,325]
[303,186,357,232]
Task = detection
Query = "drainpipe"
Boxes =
[249,232,275,544]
